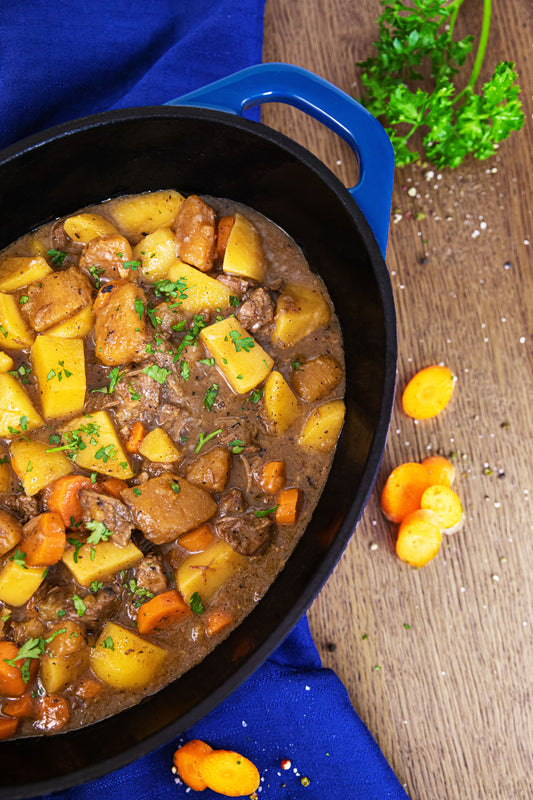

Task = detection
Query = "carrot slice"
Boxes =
[100,477,129,499]
[21,512,66,567]
[48,474,93,527]
[216,215,235,261]
[125,421,145,454]
[206,608,234,637]
[422,455,455,487]
[275,487,301,525]
[396,509,442,567]
[380,462,432,523]
[420,484,464,533]
[178,524,215,553]
[0,641,38,697]
[37,694,70,731]
[174,739,213,791]
[136,589,191,635]
[259,460,286,494]
[0,716,18,739]
[3,692,33,718]
[402,365,455,419]
[199,749,260,797]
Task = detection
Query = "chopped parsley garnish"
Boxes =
[127,384,141,401]
[228,329,254,353]
[146,306,162,329]
[9,549,27,569]
[244,388,263,405]
[169,479,181,494]
[85,519,113,544]
[180,360,190,381]
[8,363,31,385]
[142,364,172,385]
[47,248,67,266]
[198,357,215,366]
[291,359,303,371]
[229,438,245,454]
[254,505,279,518]
[153,277,188,302]
[126,579,154,608]
[72,594,87,617]
[122,260,140,271]
[91,366,126,394]
[19,295,29,304]
[189,592,204,615]
[94,443,117,464]
[67,537,84,563]
[229,295,240,307]
[102,636,114,650]
[90,580,103,593]
[195,428,222,454]
[88,264,105,288]
[204,383,219,411]
[132,487,141,496]
[134,298,144,320]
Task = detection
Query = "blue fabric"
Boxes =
[2,4,408,798]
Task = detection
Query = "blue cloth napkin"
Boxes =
[2,3,408,798]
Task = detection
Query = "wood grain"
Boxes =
[263,1,533,797]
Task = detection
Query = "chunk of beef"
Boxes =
[9,615,47,645]
[78,489,134,548]
[135,554,168,595]
[121,474,217,544]
[22,267,93,332]
[82,587,118,626]
[50,219,84,262]
[219,488,247,516]
[93,282,149,366]
[79,234,134,284]
[216,274,252,295]
[157,403,192,441]
[173,195,216,271]
[185,447,232,493]
[237,287,275,333]
[0,493,41,524]
[114,369,162,428]
[0,509,22,556]
[216,513,272,556]
[32,584,74,623]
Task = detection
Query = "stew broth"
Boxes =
[0,191,344,736]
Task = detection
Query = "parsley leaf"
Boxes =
[189,592,204,615]
[47,248,67,266]
[204,383,219,411]
[142,364,172,385]
[228,329,255,353]
[194,428,222,454]
[85,519,113,544]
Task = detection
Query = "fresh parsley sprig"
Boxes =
[357,0,524,168]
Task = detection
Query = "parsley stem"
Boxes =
[466,0,491,91]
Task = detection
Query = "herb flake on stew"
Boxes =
[46,248,67,266]
[254,505,279,518]
[91,366,126,394]
[228,329,255,353]
[72,594,87,617]
[204,383,219,411]
[195,429,222,454]
[85,519,113,545]
[189,592,204,615]
[142,364,172,385]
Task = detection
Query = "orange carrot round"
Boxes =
[396,508,442,567]
[199,749,260,797]
[178,524,215,553]
[136,589,191,635]
[48,474,93,527]
[275,487,301,525]
[22,512,66,567]
[0,641,37,697]
[402,365,455,419]
[206,608,234,637]
[173,739,213,791]
[125,421,145,454]
[0,716,18,739]
[380,462,432,523]
[422,455,455,487]
[3,692,34,718]
[420,484,464,533]
[100,477,129,498]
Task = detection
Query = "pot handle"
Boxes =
[167,62,394,256]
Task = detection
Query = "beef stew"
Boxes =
[0,190,344,738]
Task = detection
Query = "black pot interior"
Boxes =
[0,108,396,798]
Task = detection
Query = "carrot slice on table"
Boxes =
[206,608,234,637]
[396,508,442,567]
[275,487,301,525]
[3,692,34,718]
[380,462,432,523]
[216,215,235,261]
[178,524,215,553]
[48,474,93,527]
[422,455,455,487]
[199,749,260,797]
[0,716,18,739]
[22,512,66,567]
[259,460,286,494]
[420,484,464,533]
[173,739,213,791]
[402,365,455,419]
[125,421,145,454]
[0,641,38,697]
[136,589,191,635]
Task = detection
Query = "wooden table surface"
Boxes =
[262,1,533,798]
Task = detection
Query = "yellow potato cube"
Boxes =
[200,316,273,394]
[0,292,35,349]
[0,559,47,606]
[10,438,73,496]
[272,283,331,347]
[176,540,246,604]
[108,190,185,242]
[62,540,143,587]
[222,213,265,282]
[46,306,95,339]
[0,256,53,292]
[60,410,134,479]
[0,374,43,438]
[0,351,14,372]
[31,335,86,420]
[138,427,181,463]
[263,370,300,433]
[166,261,233,313]
[63,213,119,244]
[298,399,346,452]
[133,227,179,283]
[40,649,89,694]
[90,622,167,691]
